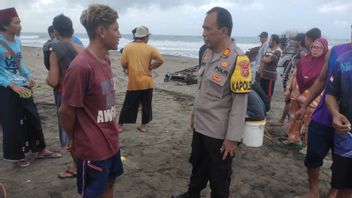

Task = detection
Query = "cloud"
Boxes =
[2,0,351,38]
[318,2,352,14]
[333,20,350,27]
[3,0,263,14]
[63,0,208,13]
[241,2,264,11]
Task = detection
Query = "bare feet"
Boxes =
[137,124,146,132]
[117,124,123,133]
[327,188,338,198]
[294,191,320,198]
[58,165,77,179]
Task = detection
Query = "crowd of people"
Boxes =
[260,27,352,198]
[0,4,351,198]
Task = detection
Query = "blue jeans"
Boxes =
[54,90,70,147]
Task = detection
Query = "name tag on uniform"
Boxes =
[210,73,226,86]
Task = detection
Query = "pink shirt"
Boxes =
[63,49,119,160]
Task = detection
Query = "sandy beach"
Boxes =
[0,46,334,198]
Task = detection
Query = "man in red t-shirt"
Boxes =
[59,4,122,198]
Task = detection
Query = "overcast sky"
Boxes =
[2,0,352,39]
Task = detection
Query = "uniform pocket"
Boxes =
[206,78,226,99]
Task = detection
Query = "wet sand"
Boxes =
[0,46,333,198]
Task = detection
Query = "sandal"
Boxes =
[281,140,304,148]
[36,151,62,159]
[299,147,307,155]
[15,159,30,168]
[58,169,77,179]
[137,126,146,132]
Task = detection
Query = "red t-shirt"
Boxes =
[62,49,119,161]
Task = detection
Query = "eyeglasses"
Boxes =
[311,45,323,50]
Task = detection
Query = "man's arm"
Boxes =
[284,69,295,100]
[149,49,164,70]
[261,55,272,64]
[222,93,248,160]
[325,60,351,134]
[46,52,60,88]
[262,49,281,64]
[326,95,350,134]
[255,45,265,68]
[120,49,128,69]
[59,62,89,137]
[59,104,76,137]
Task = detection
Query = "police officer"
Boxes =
[172,7,251,198]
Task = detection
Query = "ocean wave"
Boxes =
[19,33,349,58]
[20,35,41,39]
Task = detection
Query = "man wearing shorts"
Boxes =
[59,4,123,198]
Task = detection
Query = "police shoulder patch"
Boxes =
[230,55,252,93]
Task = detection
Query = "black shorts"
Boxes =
[118,89,153,124]
[304,120,334,168]
[331,154,352,189]
[77,150,123,197]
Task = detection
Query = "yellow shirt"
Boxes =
[120,42,164,91]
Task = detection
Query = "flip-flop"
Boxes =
[36,151,62,159]
[58,169,77,179]
[137,126,146,132]
[299,147,307,155]
[281,140,304,148]
[15,160,30,168]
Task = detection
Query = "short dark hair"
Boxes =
[206,7,233,36]
[52,14,73,38]
[294,33,306,47]
[0,18,12,31]
[271,34,280,44]
[80,4,118,40]
[48,25,54,35]
[131,27,137,35]
[305,28,321,42]
[131,27,138,40]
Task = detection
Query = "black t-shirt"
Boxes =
[43,40,77,70]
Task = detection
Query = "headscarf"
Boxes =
[0,8,18,21]
[296,38,328,93]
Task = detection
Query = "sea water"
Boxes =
[19,32,349,58]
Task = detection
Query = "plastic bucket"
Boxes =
[242,119,266,147]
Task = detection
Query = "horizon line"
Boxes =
[19,32,349,40]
